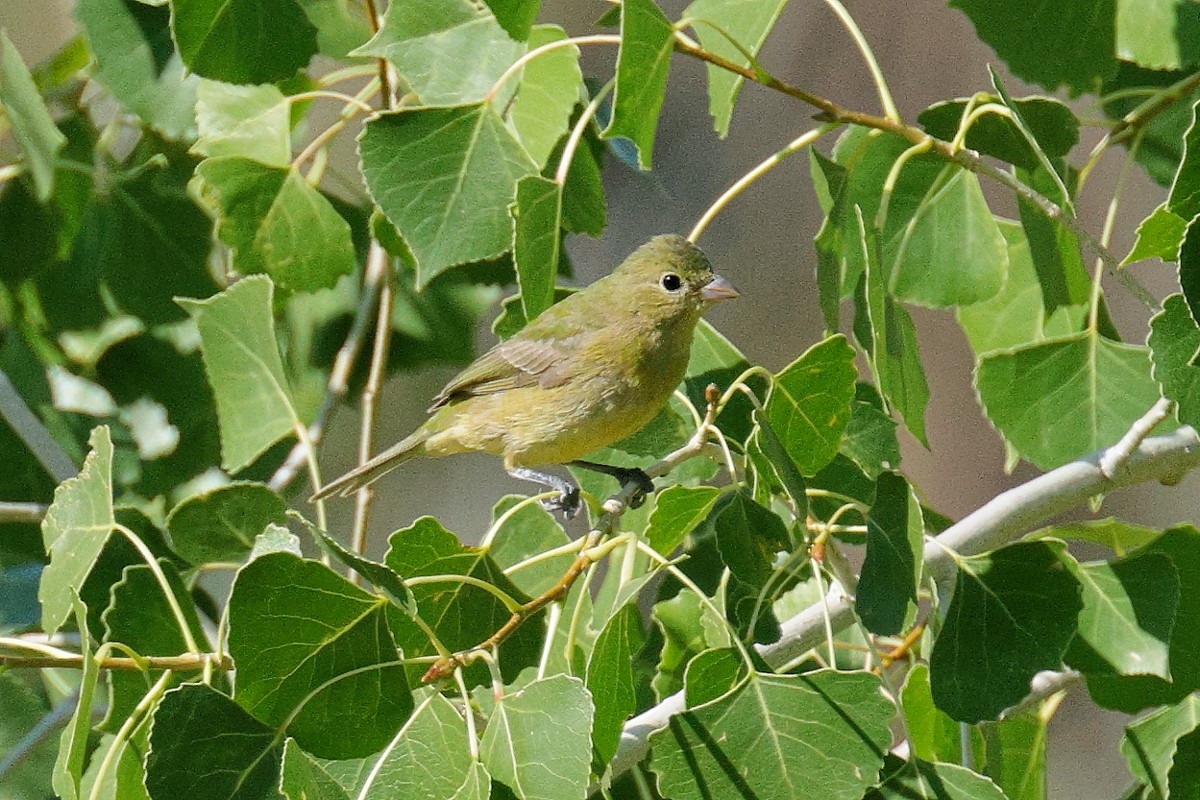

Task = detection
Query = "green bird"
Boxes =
[312,234,738,516]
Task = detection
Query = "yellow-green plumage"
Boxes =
[311,234,737,503]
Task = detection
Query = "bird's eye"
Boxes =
[660,273,683,291]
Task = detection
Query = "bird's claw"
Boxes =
[618,468,654,509]
[540,486,582,520]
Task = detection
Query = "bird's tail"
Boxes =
[309,431,428,502]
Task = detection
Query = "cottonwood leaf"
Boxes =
[645,485,723,555]
[166,482,288,565]
[511,175,561,321]
[603,0,674,169]
[360,103,538,286]
[975,331,1163,470]
[179,276,301,473]
[650,670,893,800]
[353,0,523,105]
[0,31,66,200]
[918,95,1079,169]
[1122,694,1200,794]
[866,758,1008,800]
[1149,294,1200,429]
[507,25,582,168]
[713,491,789,589]
[1124,203,1187,265]
[587,604,647,767]
[929,541,1082,723]
[479,674,593,800]
[193,81,291,167]
[857,472,923,636]
[764,333,857,475]
[40,426,114,635]
[280,740,351,800]
[172,0,317,84]
[228,553,413,758]
[146,683,283,800]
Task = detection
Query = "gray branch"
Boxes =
[604,425,1200,784]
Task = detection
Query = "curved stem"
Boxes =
[876,138,933,231]
[288,90,376,113]
[1087,131,1141,333]
[948,103,1011,151]
[85,670,172,800]
[406,574,523,613]
[481,492,560,550]
[485,34,620,103]
[689,124,837,242]
[554,80,614,186]
[114,524,201,655]
[818,0,900,122]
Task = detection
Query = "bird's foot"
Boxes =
[539,486,582,520]
[568,462,655,509]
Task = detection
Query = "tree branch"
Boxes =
[604,424,1200,786]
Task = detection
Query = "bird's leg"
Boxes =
[568,461,655,509]
[507,466,582,519]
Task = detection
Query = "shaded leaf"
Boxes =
[487,495,570,597]
[172,0,317,83]
[867,758,1007,800]
[1122,694,1200,795]
[857,472,923,636]
[1026,518,1161,553]
[1179,213,1200,329]
[360,103,538,286]
[280,740,352,800]
[1149,293,1200,430]
[840,393,901,479]
[902,664,972,765]
[1169,98,1200,220]
[486,0,542,40]
[0,674,57,798]
[1124,203,1187,265]
[712,491,789,589]
[511,175,561,321]
[645,484,723,555]
[145,683,283,800]
[919,95,1079,169]
[685,319,758,443]
[166,482,288,565]
[228,553,413,758]
[179,276,300,473]
[929,541,1081,723]
[52,600,98,800]
[587,603,647,767]
[603,0,674,169]
[683,646,747,707]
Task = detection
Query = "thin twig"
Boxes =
[0,502,47,524]
[1099,398,1175,479]
[0,651,232,671]
[0,372,76,483]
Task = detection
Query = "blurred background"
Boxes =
[4,0,1197,794]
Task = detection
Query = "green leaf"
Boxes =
[857,211,931,444]
[652,588,727,700]
[1179,213,1200,328]
[53,600,99,800]
[587,603,647,767]
[479,674,593,800]
[1117,0,1200,69]
[146,683,283,800]
[228,553,413,758]
[603,0,674,169]
[857,472,922,636]
[975,331,1164,469]
[75,0,199,138]
[353,0,523,105]
[650,670,893,800]
[1122,694,1200,795]
[839,394,901,479]
[918,95,1079,170]
[193,81,291,167]
[172,0,317,83]
[485,0,541,40]
[0,31,66,201]
[280,740,352,800]
[1105,65,1200,187]
[683,0,787,137]
[1026,518,1161,552]
[1065,548,1178,679]
[1170,99,1200,218]
[385,517,540,686]
[867,758,1007,800]
[749,410,809,517]
[683,646,747,707]
[712,491,789,589]
[1150,294,1200,429]
[178,275,301,473]
[981,710,1048,800]
[195,157,357,292]
[890,167,1008,308]
[251,523,302,561]
[645,485,723,555]
[957,220,1086,357]
[0,674,56,798]
[1125,203,1188,265]
[511,175,561,321]
[930,541,1082,722]
[685,319,758,443]
[166,482,288,565]
[298,0,373,58]
[764,334,857,475]
[331,694,482,800]
[301,518,416,613]
[554,128,607,236]
[901,664,971,764]
[360,103,538,286]
[508,25,583,168]
[39,426,114,635]
[948,0,1117,94]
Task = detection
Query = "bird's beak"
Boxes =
[701,274,739,302]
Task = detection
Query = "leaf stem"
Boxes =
[554,80,614,186]
[817,0,900,123]
[288,89,376,113]
[689,124,837,242]
[0,650,231,671]
[84,670,172,800]
[406,574,523,613]
[113,523,202,655]
[485,34,620,104]
[0,501,47,523]
[1088,131,1141,333]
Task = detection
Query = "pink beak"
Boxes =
[701,274,739,302]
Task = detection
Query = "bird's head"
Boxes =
[613,234,739,321]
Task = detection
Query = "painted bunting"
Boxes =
[311,234,738,516]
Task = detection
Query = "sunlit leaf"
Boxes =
[193,81,291,167]
[508,25,582,168]
[172,0,318,83]
[511,175,561,320]
[0,31,66,200]
[587,604,647,767]
[1125,203,1188,265]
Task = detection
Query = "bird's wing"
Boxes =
[427,333,584,411]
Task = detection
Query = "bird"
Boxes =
[311,234,738,517]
